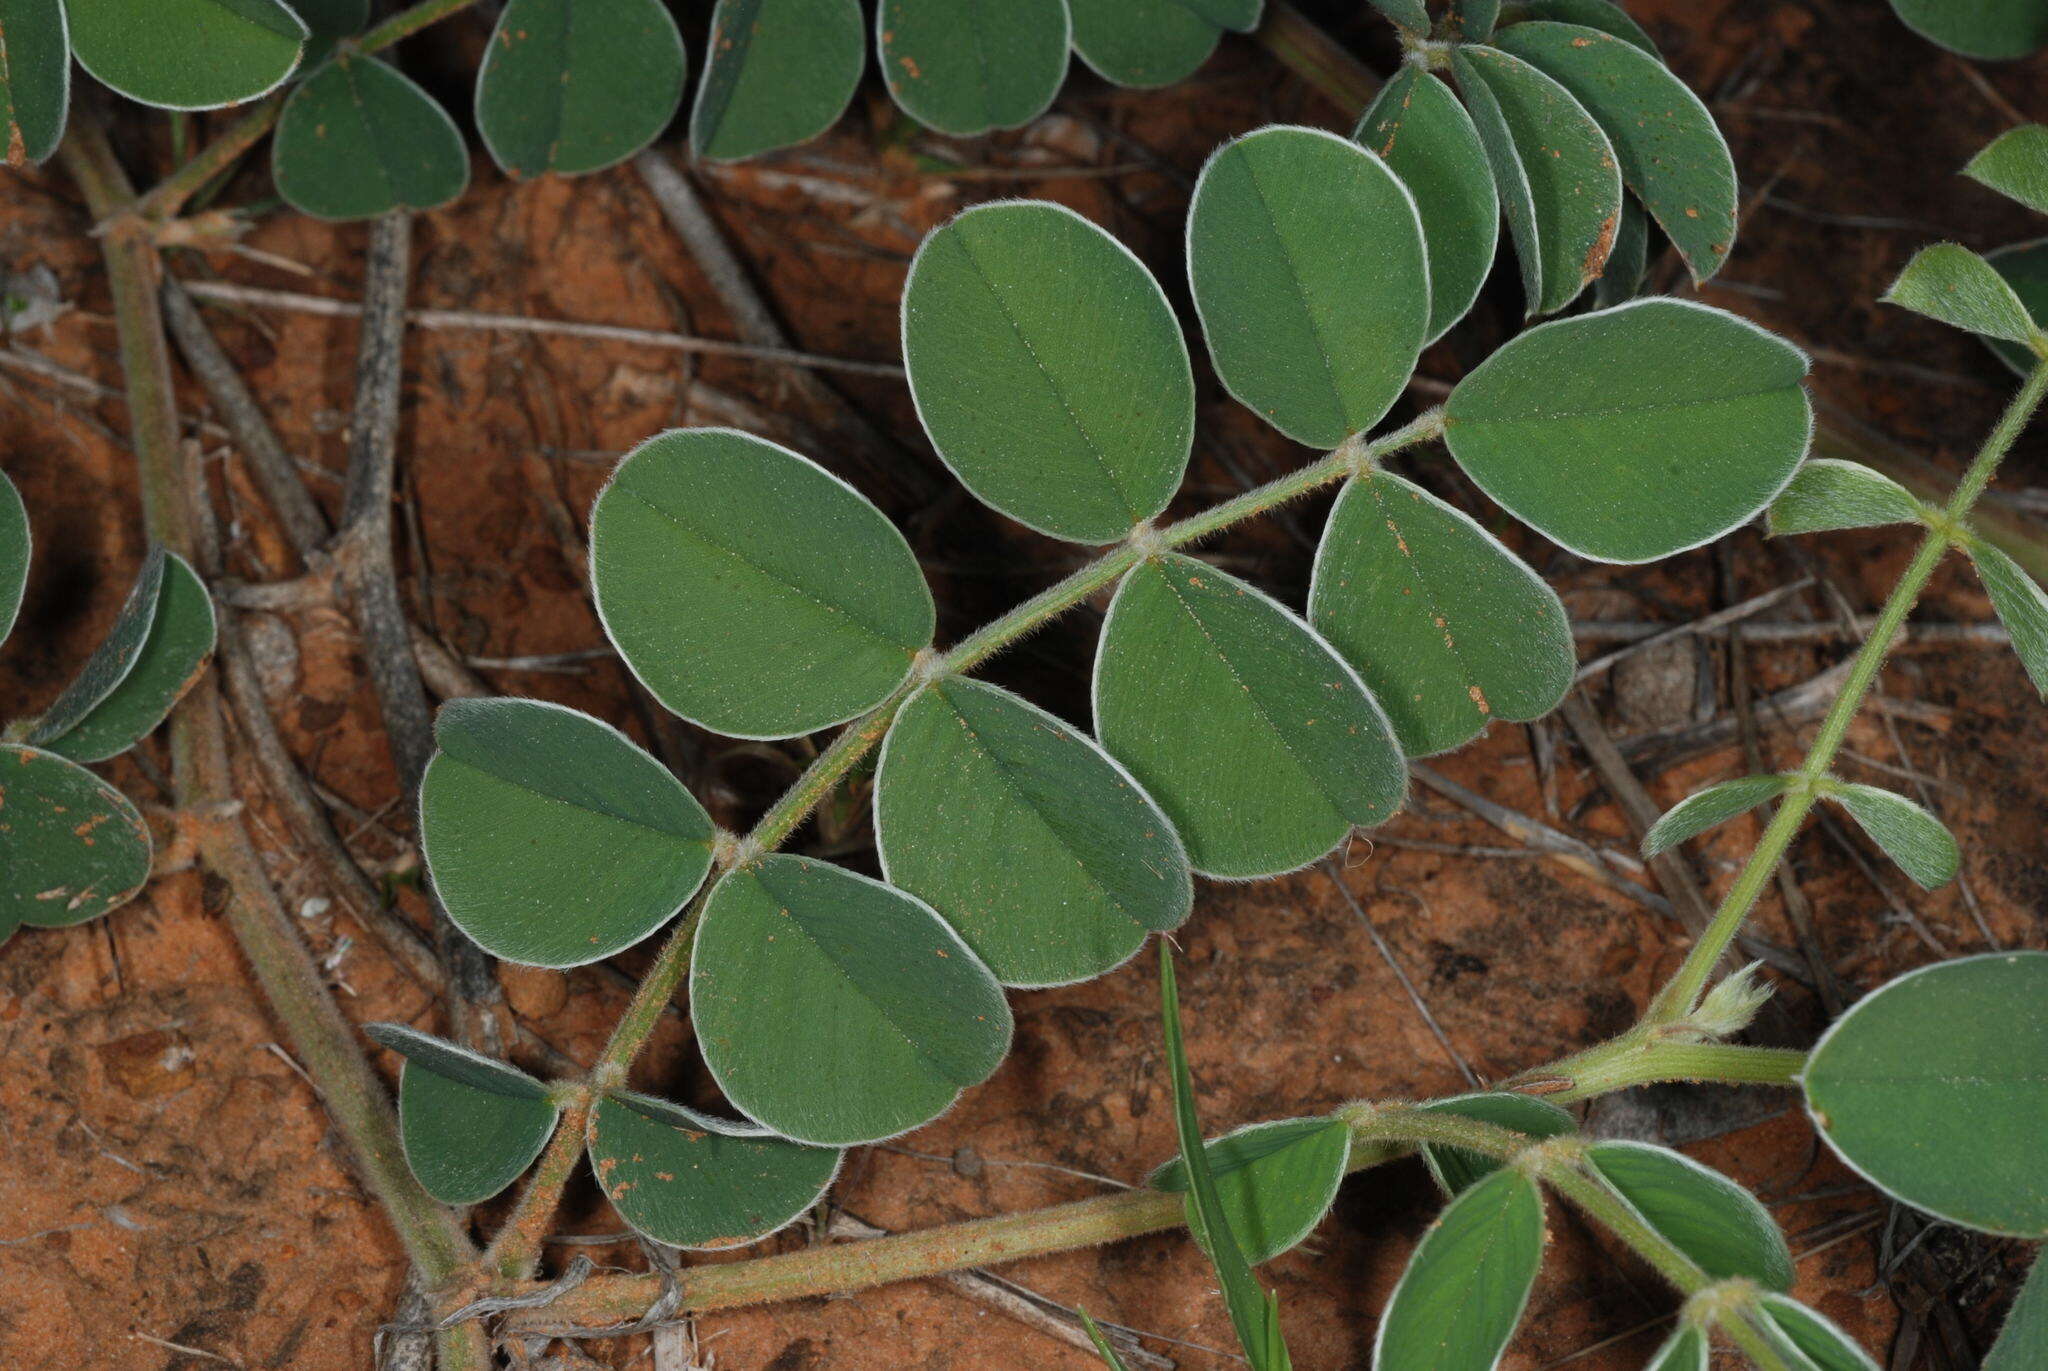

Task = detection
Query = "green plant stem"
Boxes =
[1534,1042,1807,1101]
[1647,359,2048,1024]
[1540,1160,1709,1293]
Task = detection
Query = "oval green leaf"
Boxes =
[1884,242,2038,345]
[1983,1248,2048,1371]
[1,467,27,642]
[273,53,469,221]
[589,427,935,739]
[66,0,305,111]
[875,677,1190,988]
[1984,238,2048,375]
[1310,468,1573,757]
[903,201,1194,542]
[588,1091,842,1250]
[1373,1166,1545,1371]
[1505,0,1660,54]
[1366,0,1430,33]
[368,1024,558,1206]
[1969,539,2048,697]
[1585,1140,1794,1289]
[1094,553,1407,879]
[1826,781,1958,890]
[36,552,214,764]
[1354,67,1499,344]
[1444,298,1813,563]
[1642,774,1794,858]
[1416,1091,1575,1196]
[0,0,68,164]
[1804,951,2048,1237]
[1768,458,1924,537]
[878,0,1069,137]
[0,743,152,944]
[691,855,1013,1146]
[1149,1116,1351,1264]
[27,547,165,747]
[690,0,864,161]
[1067,0,1260,89]
[476,0,686,178]
[1757,1293,1881,1371]
[1888,0,2048,59]
[419,697,715,968]
[1965,125,2048,217]
[1644,1326,1709,1371]
[1187,125,1430,448]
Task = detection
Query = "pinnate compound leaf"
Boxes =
[1311,468,1573,758]
[368,1024,557,1206]
[587,1091,841,1249]
[1443,298,1813,563]
[27,548,165,747]
[1095,554,1407,880]
[691,856,1012,1146]
[1491,23,1736,284]
[691,0,864,161]
[1643,1326,1709,1371]
[66,0,305,111]
[1887,0,2048,60]
[0,0,69,164]
[1767,458,1924,537]
[1365,0,1431,32]
[0,743,152,944]
[1825,782,1958,890]
[37,553,214,764]
[476,0,686,178]
[1,467,27,643]
[1593,194,1650,308]
[1984,240,2048,375]
[589,428,934,739]
[1187,126,1429,448]
[903,202,1193,542]
[1965,125,2048,216]
[878,0,1069,137]
[1883,243,2039,345]
[1968,539,2048,696]
[1373,1166,1545,1371]
[419,697,715,968]
[1067,0,1260,89]
[1584,1140,1794,1289]
[1504,0,1660,54]
[1354,67,1499,343]
[1804,951,2048,1237]
[1757,1294,1881,1371]
[1983,1249,2048,1371]
[1642,774,1793,857]
[273,54,468,220]
[1150,1116,1352,1263]
[1416,1092,1575,1196]
[875,678,1190,988]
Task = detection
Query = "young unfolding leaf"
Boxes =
[586,1091,841,1249]
[1452,45,1621,316]
[367,1024,559,1206]
[1365,0,1430,33]
[1491,23,1736,283]
[1756,1293,1881,1371]
[476,0,687,177]
[0,744,152,944]
[1,468,27,643]
[903,202,1193,542]
[1824,781,1958,890]
[1354,67,1499,343]
[0,0,69,164]
[589,428,934,738]
[419,698,715,968]
[1984,240,2048,375]
[1968,538,2048,696]
[273,54,468,220]
[26,547,165,747]
[1444,0,1503,42]
[691,0,865,161]
[1883,243,2040,345]
[1504,0,1660,54]
[1150,1115,1352,1263]
[35,553,214,763]
[1887,0,2048,60]
[1584,1140,1794,1289]
[1593,195,1650,308]
[1966,125,2048,215]
[878,0,1069,137]
[691,856,1012,1145]
[1416,1092,1575,1196]
[1374,1166,1545,1371]
[66,0,306,111]
[1094,554,1407,879]
[1443,299,1813,563]
[1642,774,1793,857]
[875,678,1191,988]
[1767,458,1925,537]
[1804,951,2048,1238]
[1067,0,1261,90]
[1982,1248,2048,1371]
[1187,126,1429,448]
[1310,468,1573,757]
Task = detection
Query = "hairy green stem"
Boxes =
[1536,1041,1807,1101]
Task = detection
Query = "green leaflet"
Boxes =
[1983,1249,2048,1371]
[1453,44,1621,316]
[368,1024,558,1206]
[874,678,1191,988]
[1310,468,1573,757]
[0,0,68,164]
[1,467,27,642]
[1804,951,2048,1238]
[1767,458,1925,537]
[1503,0,1660,54]
[1824,781,1958,890]
[1373,1166,1545,1371]
[1642,774,1793,857]
[1094,554,1407,880]
[1593,195,1650,308]
[1067,0,1261,89]
[588,428,934,739]
[1887,0,2048,59]
[878,0,1069,136]
[1443,298,1813,563]
[1415,1092,1575,1196]
[690,0,864,161]
[476,0,687,177]
[902,202,1194,542]
[419,697,715,968]
[1491,22,1736,284]
[1584,1140,1794,1289]
[27,547,166,747]
[272,54,469,221]
[1883,242,2039,345]
[691,856,1013,1146]
[1365,0,1430,33]
[1969,538,2048,697]
[1150,1116,1352,1263]
[1966,125,2048,216]
[1984,239,2048,375]
[587,1091,841,1250]
[1756,1294,1881,1371]
[66,0,306,111]
[1354,67,1499,343]
[0,743,152,944]
[290,0,367,66]
[1444,0,1503,42]
[1644,1326,1709,1371]
[36,552,215,764]
[1186,125,1430,448]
